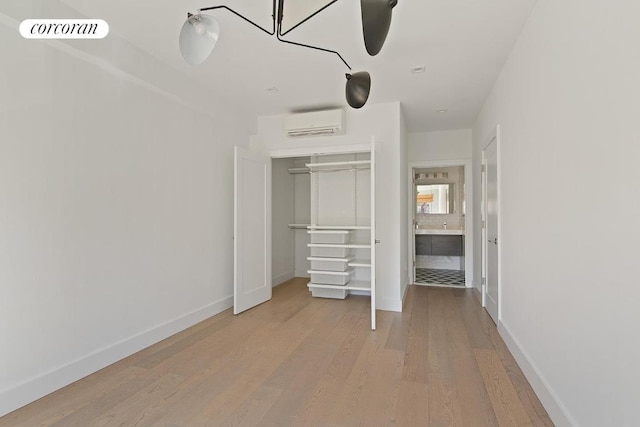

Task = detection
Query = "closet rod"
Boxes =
[308,167,370,173]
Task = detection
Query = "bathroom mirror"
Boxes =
[416,184,455,214]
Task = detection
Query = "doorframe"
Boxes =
[407,158,474,288]
[481,125,501,319]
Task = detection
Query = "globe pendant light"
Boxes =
[345,72,371,109]
[361,0,398,56]
[179,12,220,65]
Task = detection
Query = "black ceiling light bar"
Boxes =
[277,0,338,37]
[273,0,350,70]
[179,0,395,109]
[198,3,276,36]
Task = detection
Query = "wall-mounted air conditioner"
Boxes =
[284,109,345,137]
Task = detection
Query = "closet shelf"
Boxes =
[307,281,371,292]
[288,223,311,229]
[348,260,371,268]
[307,243,372,249]
[287,167,310,175]
[307,256,354,262]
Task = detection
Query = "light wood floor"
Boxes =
[0,278,553,426]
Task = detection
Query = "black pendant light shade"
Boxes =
[361,0,397,56]
[345,72,371,109]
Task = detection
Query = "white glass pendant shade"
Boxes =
[179,14,220,65]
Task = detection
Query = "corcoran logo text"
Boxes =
[19,19,109,39]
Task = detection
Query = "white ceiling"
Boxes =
[60,0,536,132]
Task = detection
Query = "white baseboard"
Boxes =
[498,321,576,427]
[272,271,295,287]
[473,286,482,304]
[401,282,410,311]
[0,294,233,417]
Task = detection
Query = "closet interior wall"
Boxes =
[271,157,310,287]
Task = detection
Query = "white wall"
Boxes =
[271,158,295,286]
[472,1,640,425]
[0,5,252,416]
[408,129,472,161]
[251,102,405,311]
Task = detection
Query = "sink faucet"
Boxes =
[443,221,447,230]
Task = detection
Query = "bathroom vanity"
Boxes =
[415,229,464,256]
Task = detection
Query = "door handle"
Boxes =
[488,238,497,245]
[375,240,381,244]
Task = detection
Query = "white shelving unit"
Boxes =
[305,151,376,330]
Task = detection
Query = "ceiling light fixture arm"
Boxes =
[275,31,351,70]
[199,2,276,36]
[277,0,338,37]
[274,0,351,70]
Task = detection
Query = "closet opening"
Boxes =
[268,148,377,329]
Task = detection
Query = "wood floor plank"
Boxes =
[485,323,555,427]
[0,281,553,427]
[402,285,429,383]
[0,366,148,427]
[426,287,456,384]
[459,286,553,427]
[169,291,332,424]
[49,373,161,427]
[358,346,404,426]
[475,348,533,426]
[321,311,396,426]
[219,299,360,425]
[455,289,495,350]
[395,380,430,426]
[439,292,499,427]
[428,380,465,427]
[220,385,283,427]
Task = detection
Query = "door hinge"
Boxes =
[481,164,486,173]
[482,220,486,229]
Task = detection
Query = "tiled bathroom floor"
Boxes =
[415,268,465,287]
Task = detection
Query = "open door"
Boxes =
[482,136,499,323]
[370,142,377,330]
[234,146,271,314]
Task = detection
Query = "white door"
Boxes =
[370,143,377,330]
[234,146,271,315]
[483,137,499,323]
[411,173,417,283]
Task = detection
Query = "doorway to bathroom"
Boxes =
[408,160,473,288]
